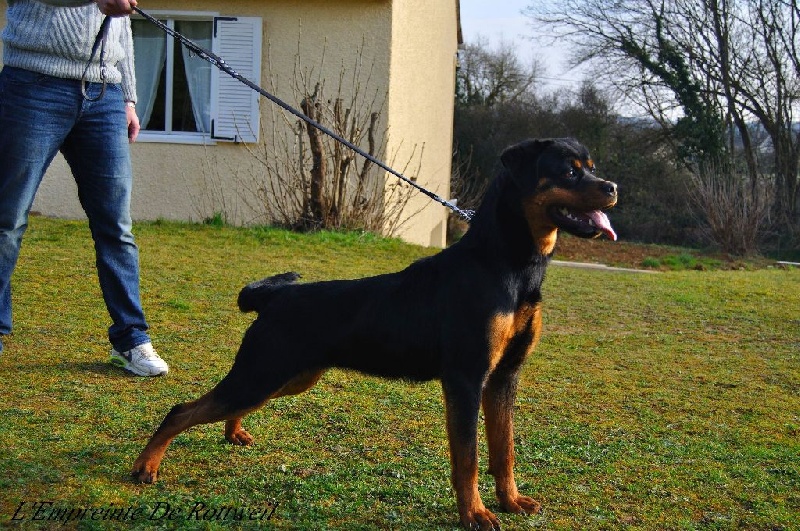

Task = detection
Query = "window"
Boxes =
[131,13,262,143]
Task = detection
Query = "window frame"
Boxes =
[131,10,261,145]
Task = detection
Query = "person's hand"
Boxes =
[94,0,137,16]
[126,104,140,143]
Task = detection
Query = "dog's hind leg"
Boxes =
[133,315,328,485]
[131,387,243,484]
[132,366,326,484]
[224,369,325,446]
[132,369,273,484]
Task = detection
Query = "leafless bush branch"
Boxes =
[688,165,774,256]
[240,39,420,236]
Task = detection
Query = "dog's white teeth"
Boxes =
[560,208,578,221]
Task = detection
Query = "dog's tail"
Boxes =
[237,272,301,313]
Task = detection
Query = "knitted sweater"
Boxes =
[2,0,137,102]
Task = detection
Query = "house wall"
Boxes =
[387,0,459,247]
[0,0,457,247]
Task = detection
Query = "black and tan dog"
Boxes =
[132,138,617,529]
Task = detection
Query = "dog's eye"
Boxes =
[568,167,581,180]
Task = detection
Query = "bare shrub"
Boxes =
[447,149,487,243]
[239,42,421,236]
[449,147,488,214]
[689,165,773,256]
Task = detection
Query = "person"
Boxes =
[0,0,168,376]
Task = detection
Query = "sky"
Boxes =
[458,0,584,90]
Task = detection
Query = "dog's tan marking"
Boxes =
[487,303,542,372]
[482,389,543,516]
[224,418,254,445]
[445,399,502,529]
[484,305,543,521]
[521,191,569,255]
[269,370,325,399]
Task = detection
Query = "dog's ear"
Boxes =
[500,139,554,176]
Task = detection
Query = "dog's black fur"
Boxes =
[132,138,618,530]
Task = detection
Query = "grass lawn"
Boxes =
[0,217,798,530]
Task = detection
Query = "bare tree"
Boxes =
[457,37,543,107]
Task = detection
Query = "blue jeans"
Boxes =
[0,66,150,352]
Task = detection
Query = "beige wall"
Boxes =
[2,0,457,247]
[387,0,459,247]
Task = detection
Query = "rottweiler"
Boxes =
[132,138,618,530]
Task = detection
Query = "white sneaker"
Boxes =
[110,342,169,376]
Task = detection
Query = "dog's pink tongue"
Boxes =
[588,211,617,241]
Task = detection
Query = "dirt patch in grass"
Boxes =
[553,235,774,271]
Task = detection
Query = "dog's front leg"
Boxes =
[482,371,541,516]
[443,375,500,530]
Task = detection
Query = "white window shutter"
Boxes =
[210,16,262,143]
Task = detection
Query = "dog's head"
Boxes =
[500,138,618,254]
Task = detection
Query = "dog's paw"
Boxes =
[461,507,502,530]
[225,428,254,446]
[500,494,541,516]
[131,459,159,484]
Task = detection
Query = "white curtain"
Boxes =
[131,20,166,129]
[176,21,212,133]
